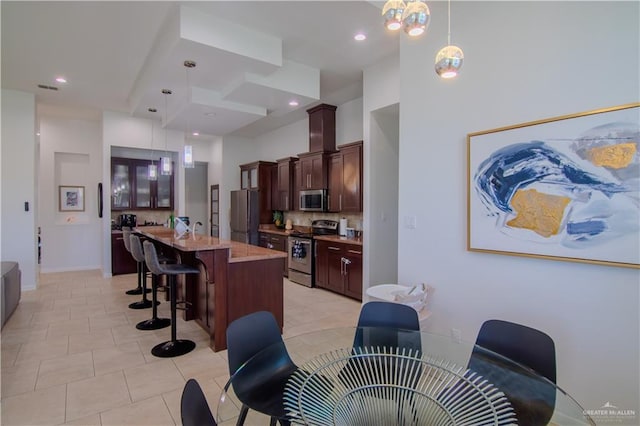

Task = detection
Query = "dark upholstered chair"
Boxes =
[143,240,199,358]
[127,234,157,310]
[181,378,217,426]
[129,235,170,330]
[226,311,297,426]
[122,227,150,296]
[353,301,421,351]
[469,319,556,426]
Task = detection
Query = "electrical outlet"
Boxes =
[451,328,462,343]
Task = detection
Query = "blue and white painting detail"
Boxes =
[469,106,640,267]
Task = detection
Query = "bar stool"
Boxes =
[143,240,200,358]
[122,227,151,296]
[129,235,171,329]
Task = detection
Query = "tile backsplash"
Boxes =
[283,211,363,231]
[111,210,173,226]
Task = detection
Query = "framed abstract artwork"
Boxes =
[467,103,640,268]
[59,185,85,212]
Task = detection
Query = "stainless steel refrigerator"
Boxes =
[230,189,260,245]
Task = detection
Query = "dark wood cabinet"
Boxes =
[298,151,330,190]
[307,104,337,152]
[274,157,297,211]
[111,157,174,211]
[259,231,288,277]
[239,161,276,224]
[111,158,132,210]
[327,141,362,212]
[315,239,362,301]
[111,232,137,275]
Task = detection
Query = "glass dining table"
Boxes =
[216,327,594,426]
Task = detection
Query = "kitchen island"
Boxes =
[134,226,286,351]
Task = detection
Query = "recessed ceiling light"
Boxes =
[354,33,367,41]
[55,77,67,83]
[192,132,199,136]
[289,100,299,107]
[204,112,216,117]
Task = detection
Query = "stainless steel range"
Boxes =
[288,219,338,287]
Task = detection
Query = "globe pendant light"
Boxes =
[160,89,172,176]
[148,108,158,181]
[402,0,430,37]
[435,0,464,78]
[382,0,406,31]
[183,60,195,169]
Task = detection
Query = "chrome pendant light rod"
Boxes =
[160,89,172,176]
[183,60,196,169]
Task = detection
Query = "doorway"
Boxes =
[185,162,208,235]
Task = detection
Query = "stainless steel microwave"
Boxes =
[299,189,326,212]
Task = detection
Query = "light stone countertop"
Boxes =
[135,226,286,263]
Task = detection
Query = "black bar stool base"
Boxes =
[151,339,196,358]
[136,317,171,330]
[128,300,158,310]
[125,288,152,295]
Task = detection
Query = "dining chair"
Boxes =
[469,319,556,426]
[226,311,297,426]
[181,378,217,426]
[348,301,422,423]
[353,301,421,351]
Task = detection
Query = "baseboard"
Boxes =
[39,265,102,273]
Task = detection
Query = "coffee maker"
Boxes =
[119,214,137,228]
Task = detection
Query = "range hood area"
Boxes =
[306,103,337,153]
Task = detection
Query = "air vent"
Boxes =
[37,84,58,91]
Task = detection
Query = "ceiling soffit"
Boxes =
[128,4,320,136]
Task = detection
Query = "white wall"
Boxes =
[335,97,364,145]
[395,1,639,414]
[1,90,37,289]
[363,54,400,290]
[38,115,102,272]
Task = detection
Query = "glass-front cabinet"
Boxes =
[111,157,174,211]
[134,163,152,208]
[111,159,131,209]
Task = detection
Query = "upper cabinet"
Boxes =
[240,161,275,191]
[328,141,362,212]
[239,161,276,223]
[297,151,330,190]
[274,157,297,211]
[111,158,132,210]
[307,104,337,152]
[111,157,174,211]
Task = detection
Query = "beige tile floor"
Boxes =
[1,270,361,425]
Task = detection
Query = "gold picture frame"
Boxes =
[59,185,85,212]
[467,103,640,269]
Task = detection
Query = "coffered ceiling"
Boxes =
[1,1,398,138]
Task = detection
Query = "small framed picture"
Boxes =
[59,185,85,212]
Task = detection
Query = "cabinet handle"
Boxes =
[272,237,279,242]
[348,250,362,255]
[328,246,340,251]
[327,195,330,210]
[339,194,342,211]
[307,174,311,188]
[285,195,288,207]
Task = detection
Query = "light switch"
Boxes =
[404,215,417,229]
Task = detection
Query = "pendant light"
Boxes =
[435,0,464,79]
[183,60,195,169]
[402,0,430,37]
[148,108,158,181]
[382,0,430,37]
[160,89,172,176]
